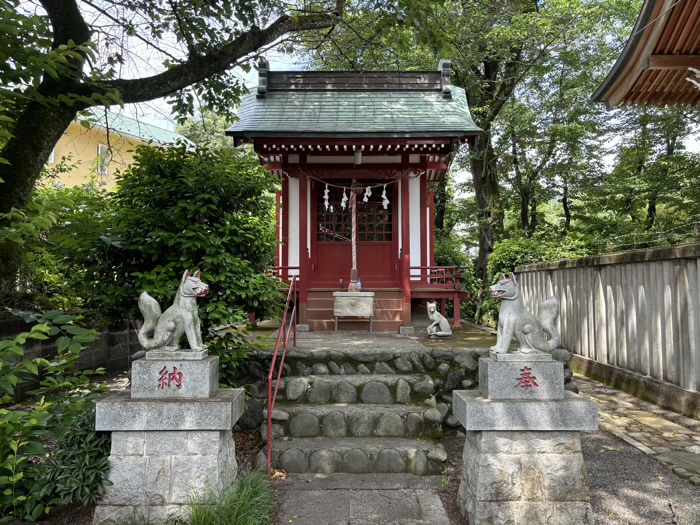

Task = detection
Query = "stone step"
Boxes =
[261,437,448,475]
[262,403,455,440]
[257,342,486,377]
[274,374,445,404]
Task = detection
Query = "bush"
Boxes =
[0,311,106,521]
[40,405,111,507]
[85,145,284,329]
[487,235,590,280]
[477,236,590,326]
[0,183,109,316]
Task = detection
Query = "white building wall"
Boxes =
[409,176,421,278]
[287,178,300,276]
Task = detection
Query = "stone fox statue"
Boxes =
[426,301,452,338]
[489,273,560,354]
[138,270,209,352]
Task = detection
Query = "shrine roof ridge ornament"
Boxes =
[226,59,483,142]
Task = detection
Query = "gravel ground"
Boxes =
[584,431,700,525]
[439,430,700,525]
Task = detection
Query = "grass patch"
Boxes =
[182,471,275,525]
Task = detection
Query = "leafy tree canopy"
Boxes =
[0,0,344,215]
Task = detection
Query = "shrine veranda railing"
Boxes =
[268,265,464,291]
[409,265,464,290]
[266,275,297,474]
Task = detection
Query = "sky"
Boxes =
[119,52,302,133]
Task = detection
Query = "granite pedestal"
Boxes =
[454,352,598,525]
[94,350,244,525]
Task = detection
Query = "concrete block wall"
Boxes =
[0,319,141,399]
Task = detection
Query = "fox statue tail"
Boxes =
[537,296,561,352]
[137,292,173,350]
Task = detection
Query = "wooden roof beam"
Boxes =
[646,54,700,69]
[605,0,677,107]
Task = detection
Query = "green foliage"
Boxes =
[40,405,111,507]
[0,311,106,521]
[0,182,108,314]
[180,470,275,525]
[487,236,590,281]
[75,145,283,375]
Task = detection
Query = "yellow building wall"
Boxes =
[47,122,147,190]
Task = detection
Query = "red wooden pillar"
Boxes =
[453,292,461,327]
[401,175,411,327]
[299,171,309,324]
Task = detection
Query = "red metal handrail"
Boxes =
[266,274,298,474]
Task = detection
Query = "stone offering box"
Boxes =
[333,292,375,333]
[93,350,244,525]
[454,351,598,525]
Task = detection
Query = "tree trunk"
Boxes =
[469,133,503,280]
[562,182,571,231]
[0,103,79,215]
[645,195,657,231]
[434,179,447,233]
[528,197,537,237]
[519,188,530,232]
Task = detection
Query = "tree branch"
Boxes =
[103,2,344,104]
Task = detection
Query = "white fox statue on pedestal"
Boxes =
[489,273,560,354]
[137,270,209,352]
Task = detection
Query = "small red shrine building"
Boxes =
[226,60,482,332]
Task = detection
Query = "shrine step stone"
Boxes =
[257,343,486,376]
[261,437,447,475]
[275,374,435,404]
[262,404,444,440]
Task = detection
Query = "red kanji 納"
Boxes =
[158,366,184,389]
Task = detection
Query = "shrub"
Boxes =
[487,235,590,280]
[0,312,106,521]
[0,183,109,316]
[83,144,283,335]
[477,236,590,326]
[40,405,111,507]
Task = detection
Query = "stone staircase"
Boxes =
[256,334,487,475]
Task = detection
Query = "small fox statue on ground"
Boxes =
[426,301,452,338]
[489,273,560,354]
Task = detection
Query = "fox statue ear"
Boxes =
[193,270,201,279]
[499,273,506,281]
[509,272,517,285]
[182,270,191,282]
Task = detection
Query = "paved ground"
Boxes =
[276,474,450,525]
[577,375,700,485]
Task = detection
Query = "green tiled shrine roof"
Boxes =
[226,86,481,139]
